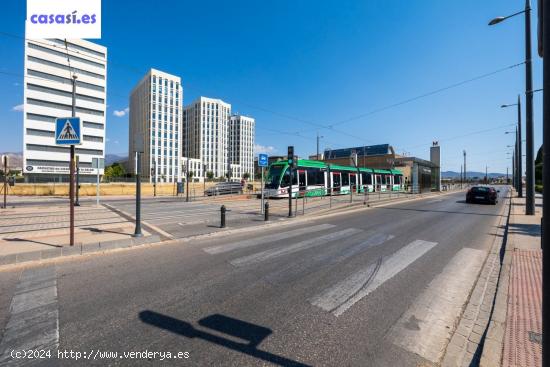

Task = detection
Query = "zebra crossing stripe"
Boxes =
[204,224,336,254]
[230,228,362,267]
[0,266,59,365]
[310,239,438,316]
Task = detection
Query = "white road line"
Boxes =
[333,233,395,263]
[310,239,438,317]
[0,266,59,365]
[230,228,362,267]
[204,224,336,254]
[389,247,486,363]
[265,233,394,285]
[427,199,443,204]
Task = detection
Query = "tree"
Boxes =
[104,162,126,179]
[243,172,250,180]
[188,171,195,181]
[206,171,214,180]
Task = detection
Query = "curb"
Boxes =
[0,234,161,268]
[479,191,514,366]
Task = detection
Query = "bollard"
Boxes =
[264,202,269,221]
[220,205,226,228]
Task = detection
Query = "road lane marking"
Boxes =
[389,247,486,363]
[230,228,361,267]
[0,266,59,365]
[265,233,394,285]
[427,199,443,204]
[310,239,438,316]
[204,224,336,254]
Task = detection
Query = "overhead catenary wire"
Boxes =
[0,31,525,141]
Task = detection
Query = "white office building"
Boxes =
[129,69,182,183]
[23,38,107,182]
[183,97,231,179]
[229,115,255,180]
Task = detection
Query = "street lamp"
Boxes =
[505,129,520,193]
[316,132,324,160]
[501,97,522,197]
[489,0,535,215]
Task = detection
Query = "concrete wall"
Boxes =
[6,181,262,196]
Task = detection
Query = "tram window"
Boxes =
[394,175,401,184]
[361,173,372,185]
[333,174,341,187]
[342,173,349,186]
[380,175,385,184]
[307,169,323,185]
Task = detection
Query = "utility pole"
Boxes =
[541,0,549,363]
[153,160,157,197]
[463,150,467,186]
[486,165,488,184]
[506,167,509,184]
[524,0,535,214]
[517,95,523,197]
[186,159,190,202]
[69,74,77,247]
[460,164,463,189]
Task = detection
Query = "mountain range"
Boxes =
[441,171,507,179]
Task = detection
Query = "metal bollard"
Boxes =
[264,202,269,221]
[220,205,226,228]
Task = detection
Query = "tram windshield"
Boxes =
[265,165,285,189]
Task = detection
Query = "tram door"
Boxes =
[350,173,357,193]
[332,172,341,194]
[297,170,307,196]
[375,174,382,192]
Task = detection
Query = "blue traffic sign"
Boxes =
[258,153,269,167]
[55,117,82,145]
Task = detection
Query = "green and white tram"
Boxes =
[264,159,404,198]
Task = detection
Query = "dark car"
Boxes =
[204,182,243,196]
[466,186,498,205]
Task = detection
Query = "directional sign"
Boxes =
[55,117,82,145]
[258,153,269,167]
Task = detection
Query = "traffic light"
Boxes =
[288,146,295,168]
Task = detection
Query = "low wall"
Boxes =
[7,182,262,196]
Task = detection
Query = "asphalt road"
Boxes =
[0,188,509,366]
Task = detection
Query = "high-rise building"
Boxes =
[23,38,107,182]
[183,97,231,180]
[229,115,255,180]
[129,69,182,183]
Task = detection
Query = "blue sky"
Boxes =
[0,0,543,174]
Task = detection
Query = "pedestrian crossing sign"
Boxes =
[55,117,82,145]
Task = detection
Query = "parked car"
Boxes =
[205,182,243,196]
[466,186,498,205]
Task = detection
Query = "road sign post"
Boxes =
[258,154,268,214]
[55,111,82,247]
[92,158,104,206]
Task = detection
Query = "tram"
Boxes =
[264,159,404,198]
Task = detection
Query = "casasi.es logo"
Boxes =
[26,0,101,39]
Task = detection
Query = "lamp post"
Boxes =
[502,98,523,197]
[489,0,535,215]
[506,129,519,193]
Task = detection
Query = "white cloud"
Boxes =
[12,104,24,112]
[254,144,277,155]
[113,107,129,117]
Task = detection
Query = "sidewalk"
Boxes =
[0,202,159,266]
[480,194,542,367]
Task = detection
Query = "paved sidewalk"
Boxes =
[0,202,158,266]
[480,194,542,367]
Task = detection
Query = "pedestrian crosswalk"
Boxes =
[310,239,438,316]
[203,223,440,317]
